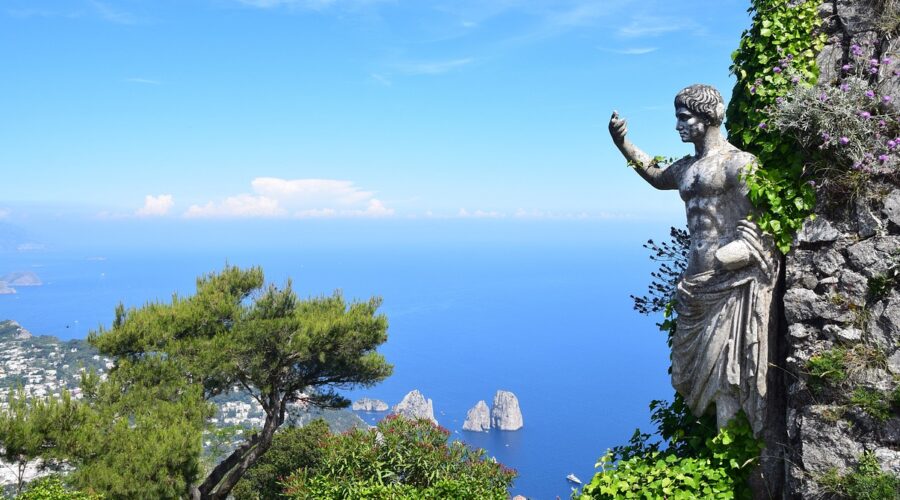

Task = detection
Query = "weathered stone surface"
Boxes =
[392,390,437,424]
[856,197,883,238]
[796,217,841,244]
[786,250,818,289]
[837,269,869,305]
[822,324,862,343]
[846,236,900,278]
[462,400,490,432]
[883,190,900,228]
[490,390,523,431]
[783,288,855,323]
[798,407,865,475]
[352,398,388,412]
[814,248,846,276]
[867,297,900,349]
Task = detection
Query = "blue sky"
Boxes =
[1,0,753,240]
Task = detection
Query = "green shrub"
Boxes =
[821,452,900,499]
[851,388,892,421]
[281,415,515,500]
[15,476,100,500]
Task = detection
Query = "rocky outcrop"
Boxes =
[779,2,900,496]
[462,400,490,432]
[392,390,436,424]
[2,272,41,286]
[0,283,14,295]
[352,398,388,412]
[490,390,523,431]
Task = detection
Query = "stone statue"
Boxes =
[608,84,778,435]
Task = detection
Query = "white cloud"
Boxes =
[185,178,393,219]
[600,46,658,55]
[235,0,392,10]
[617,17,698,38]
[89,0,137,24]
[125,77,161,85]
[397,58,474,76]
[0,208,9,219]
[458,208,506,219]
[17,243,46,252]
[136,194,175,217]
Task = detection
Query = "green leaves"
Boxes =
[726,0,826,253]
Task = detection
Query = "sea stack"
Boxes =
[392,389,437,424]
[462,400,491,432]
[352,398,389,412]
[490,390,523,431]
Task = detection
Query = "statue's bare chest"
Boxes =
[678,157,731,202]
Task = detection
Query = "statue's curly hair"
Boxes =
[674,84,725,126]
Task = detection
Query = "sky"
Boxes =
[1,0,755,249]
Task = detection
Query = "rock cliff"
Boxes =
[490,390,523,431]
[392,390,437,424]
[778,1,900,496]
[462,400,490,432]
[352,398,388,412]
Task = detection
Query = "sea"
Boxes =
[0,220,675,499]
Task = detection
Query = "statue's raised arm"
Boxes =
[608,111,679,190]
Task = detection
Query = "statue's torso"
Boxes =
[674,150,755,275]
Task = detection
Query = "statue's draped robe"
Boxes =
[672,257,777,435]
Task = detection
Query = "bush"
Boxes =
[15,476,100,500]
[281,415,515,500]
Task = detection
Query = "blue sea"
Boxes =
[0,220,674,499]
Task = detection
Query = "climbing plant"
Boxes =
[726,0,826,253]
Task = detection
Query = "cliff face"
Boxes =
[490,390,523,431]
[392,390,437,424]
[782,3,900,495]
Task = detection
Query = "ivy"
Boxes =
[726,0,826,253]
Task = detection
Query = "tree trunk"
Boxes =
[196,400,285,500]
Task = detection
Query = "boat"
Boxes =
[566,473,582,485]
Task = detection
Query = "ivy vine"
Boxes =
[725,0,826,253]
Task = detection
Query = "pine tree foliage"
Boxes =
[78,265,393,500]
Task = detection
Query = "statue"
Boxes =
[608,84,778,434]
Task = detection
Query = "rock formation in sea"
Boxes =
[2,271,41,286]
[392,389,437,424]
[462,400,490,432]
[490,390,523,431]
[352,397,388,412]
[0,282,14,295]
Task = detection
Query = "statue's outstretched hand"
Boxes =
[609,111,628,145]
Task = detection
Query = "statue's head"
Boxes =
[674,84,725,127]
[674,84,725,143]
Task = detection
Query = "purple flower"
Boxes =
[787,54,794,61]
[870,67,879,75]
[840,83,850,92]
[870,58,880,67]
[888,140,897,149]
[851,44,863,56]
[885,95,894,103]
[776,97,784,104]
[808,180,816,188]
[852,162,862,170]
[860,111,872,119]
[840,137,850,145]
[879,154,890,163]
[819,92,829,101]
[842,64,852,71]
[883,57,892,65]
[758,122,768,129]
[750,85,757,94]
[791,76,800,83]
[821,132,831,141]
[773,66,782,73]
[866,90,876,98]
[879,120,887,128]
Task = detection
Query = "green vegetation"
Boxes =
[725,0,825,253]
[14,477,100,500]
[850,388,893,422]
[576,400,762,499]
[821,452,900,499]
[282,415,516,500]
[807,348,850,387]
[232,420,330,500]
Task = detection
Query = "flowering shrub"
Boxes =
[281,415,516,500]
[769,45,899,196]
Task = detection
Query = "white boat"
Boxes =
[566,473,582,485]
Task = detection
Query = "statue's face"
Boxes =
[675,107,707,143]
